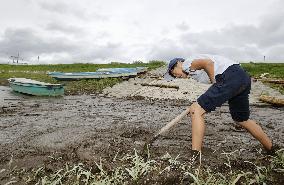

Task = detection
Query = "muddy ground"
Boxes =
[0,83,283,184]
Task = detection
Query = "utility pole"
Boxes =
[10,56,15,63]
[17,52,19,63]
[264,55,266,62]
[10,52,21,64]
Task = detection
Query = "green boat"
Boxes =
[8,78,64,96]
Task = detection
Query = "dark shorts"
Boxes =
[197,64,251,122]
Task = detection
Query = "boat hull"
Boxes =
[49,72,137,80]
[10,82,64,96]
[48,67,147,81]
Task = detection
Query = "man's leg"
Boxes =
[239,120,272,150]
[189,102,206,151]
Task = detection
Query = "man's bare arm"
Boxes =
[191,59,215,83]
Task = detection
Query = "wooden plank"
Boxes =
[259,95,284,106]
[134,83,179,90]
[261,79,284,84]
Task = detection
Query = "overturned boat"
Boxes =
[48,67,148,81]
[8,78,64,96]
[96,67,148,73]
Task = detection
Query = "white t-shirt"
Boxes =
[182,54,239,84]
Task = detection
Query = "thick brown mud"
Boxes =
[0,86,283,183]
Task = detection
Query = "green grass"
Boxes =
[241,63,284,94]
[0,61,165,95]
[241,63,284,79]
[0,61,164,73]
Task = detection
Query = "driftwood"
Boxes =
[0,79,9,86]
[147,76,163,80]
[134,83,179,90]
[259,95,284,106]
[261,79,284,85]
[0,105,19,114]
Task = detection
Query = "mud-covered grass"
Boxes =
[1,149,283,184]
[241,63,284,94]
[0,61,165,94]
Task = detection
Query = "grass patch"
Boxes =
[1,148,283,184]
[0,61,165,95]
[241,63,284,79]
[0,61,164,73]
[241,63,284,94]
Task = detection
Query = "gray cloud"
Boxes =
[45,22,84,36]
[265,45,284,61]
[1,0,283,64]
[75,42,124,62]
[36,0,108,21]
[148,27,267,62]
[176,22,190,32]
[147,39,192,60]
[257,12,284,47]
[148,2,284,63]
[0,27,124,63]
[37,1,87,19]
[0,27,81,63]
[0,28,78,55]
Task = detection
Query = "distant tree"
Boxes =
[110,62,124,64]
[148,60,166,65]
[132,60,144,64]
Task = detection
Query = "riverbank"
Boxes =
[1,62,284,95]
[0,61,164,95]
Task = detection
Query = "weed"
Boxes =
[221,150,239,174]
[1,148,284,184]
[123,149,156,181]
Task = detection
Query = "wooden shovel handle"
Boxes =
[155,107,191,137]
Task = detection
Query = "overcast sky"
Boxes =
[0,0,283,64]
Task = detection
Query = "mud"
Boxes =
[1,89,283,166]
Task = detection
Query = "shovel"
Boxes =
[143,107,191,153]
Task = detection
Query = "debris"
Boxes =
[259,95,284,107]
[260,73,270,78]
[135,83,179,90]
[261,79,284,85]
